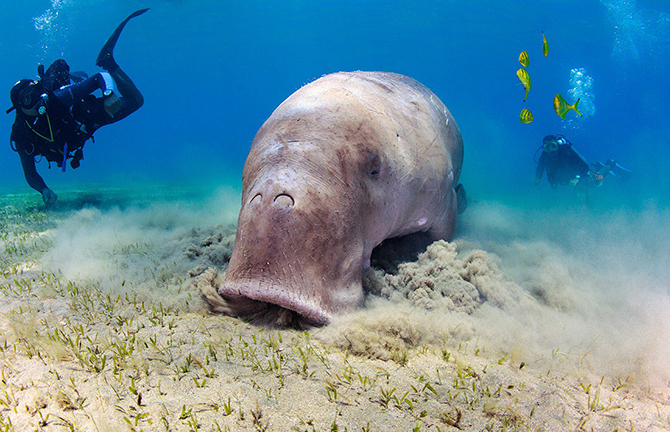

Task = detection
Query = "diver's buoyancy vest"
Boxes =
[10,59,93,168]
[11,90,91,168]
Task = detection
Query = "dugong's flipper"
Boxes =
[96,8,149,71]
[455,183,467,214]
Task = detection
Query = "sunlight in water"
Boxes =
[600,0,670,74]
[600,0,642,65]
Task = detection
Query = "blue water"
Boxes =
[1,0,669,207]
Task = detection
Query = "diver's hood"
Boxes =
[7,79,42,114]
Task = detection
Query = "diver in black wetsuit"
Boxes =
[6,9,148,207]
[534,134,632,202]
[534,134,590,190]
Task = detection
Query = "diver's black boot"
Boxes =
[608,159,633,181]
[96,8,149,71]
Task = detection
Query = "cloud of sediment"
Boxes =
[41,191,670,388]
[41,187,240,311]
[322,201,670,387]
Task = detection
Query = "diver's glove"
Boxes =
[71,149,83,169]
[41,188,58,208]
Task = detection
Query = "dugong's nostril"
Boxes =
[274,193,295,207]
[249,193,262,205]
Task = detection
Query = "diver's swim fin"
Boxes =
[608,160,632,181]
[96,8,149,71]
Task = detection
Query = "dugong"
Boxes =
[208,71,465,327]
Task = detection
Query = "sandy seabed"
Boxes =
[1,185,669,431]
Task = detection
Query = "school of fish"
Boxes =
[516,31,582,124]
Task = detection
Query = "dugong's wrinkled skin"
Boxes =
[211,71,464,327]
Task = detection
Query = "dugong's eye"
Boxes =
[368,154,381,177]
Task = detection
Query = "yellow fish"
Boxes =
[519,50,529,67]
[516,68,531,102]
[542,31,549,57]
[519,108,533,124]
[553,93,582,119]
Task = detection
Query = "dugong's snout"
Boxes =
[217,180,366,327]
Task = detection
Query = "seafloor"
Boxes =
[1,186,669,431]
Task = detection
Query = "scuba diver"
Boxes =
[534,134,632,202]
[6,9,148,207]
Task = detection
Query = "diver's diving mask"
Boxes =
[543,140,558,153]
[18,82,48,114]
[18,82,41,108]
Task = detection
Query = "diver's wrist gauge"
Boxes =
[103,89,113,97]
